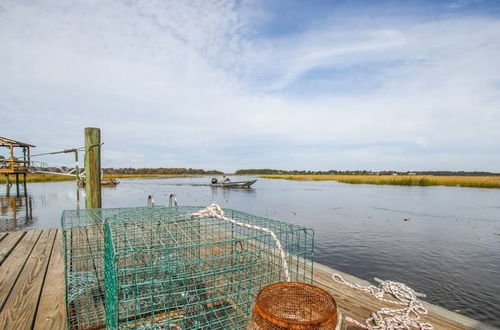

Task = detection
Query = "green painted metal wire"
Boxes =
[67,271,98,303]
[62,205,314,329]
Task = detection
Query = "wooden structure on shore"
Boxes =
[78,177,119,188]
[0,228,494,330]
[0,137,34,196]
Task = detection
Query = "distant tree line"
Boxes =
[235,169,500,176]
[103,167,223,175]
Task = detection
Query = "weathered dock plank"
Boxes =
[312,262,496,330]
[34,230,66,329]
[0,230,41,311]
[0,229,56,328]
[0,231,26,265]
[0,228,494,330]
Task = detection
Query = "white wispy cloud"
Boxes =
[0,0,499,171]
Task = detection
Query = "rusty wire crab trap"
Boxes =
[62,205,314,329]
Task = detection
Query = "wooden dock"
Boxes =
[0,229,65,329]
[0,229,494,329]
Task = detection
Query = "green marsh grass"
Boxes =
[103,173,203,179]
[0,173,201,184]
[0,173,75,184]
[260,174,500,189]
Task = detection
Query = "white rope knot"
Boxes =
[192,204,291,282]
[332,273,433,330]
[191,203,226,218]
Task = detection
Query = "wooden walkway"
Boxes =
[0,229,494,329]
[312,262,494,330]
[0,229,65,329]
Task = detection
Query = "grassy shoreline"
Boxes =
[103,173,205,179]
[260,174,500,188]
[0,173,204,184]
[3,173,499,188]
[0,174,75,183]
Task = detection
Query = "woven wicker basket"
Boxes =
[248,282,342,329]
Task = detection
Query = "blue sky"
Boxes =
[1,0,500,172]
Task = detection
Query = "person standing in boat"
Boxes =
[221,175,231,183]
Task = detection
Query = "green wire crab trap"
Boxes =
[62,207,132,329]
[62,205,314,329]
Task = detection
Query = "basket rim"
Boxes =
[253,281,338,327]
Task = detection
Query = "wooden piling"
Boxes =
[23,174,27,197]
[84,127,101,209]
[74,149,80,208]
[15,174,19,196]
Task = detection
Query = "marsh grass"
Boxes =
[0,173,75,184]
[260,174,500,189]
[0,173,204,184]
[3,173,497,188]
[103,174,203,179]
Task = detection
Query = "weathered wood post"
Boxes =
[74,149,80,209]
[23,173,27,196]
[15,173,19,196]
[84,127,102,209]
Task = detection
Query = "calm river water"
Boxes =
[1,177,499,327]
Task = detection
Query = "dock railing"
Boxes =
[0,158,30,173]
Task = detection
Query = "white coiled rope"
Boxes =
[331,273,433,330]
[191,204,290,282]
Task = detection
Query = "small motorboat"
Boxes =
[210,179,257,188]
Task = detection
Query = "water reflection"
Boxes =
[0,178,499,326]
[0,188,35,231]
[3,178,28,197]
[210,186,256,201]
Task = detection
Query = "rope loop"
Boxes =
[192,204,291,282]
[332,273,433,330]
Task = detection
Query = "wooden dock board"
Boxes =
[0,229,57,328]
[34,230,66,329]
[0,230,25,265]
[0,229,66,329]
[0,229,495,330]
[0,230,41,311]
[312,262,495,330]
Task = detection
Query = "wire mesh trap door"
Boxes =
[62,207,160,329]
[249,282,341,330]
[102,206,314,329]
[62,209,106,329]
